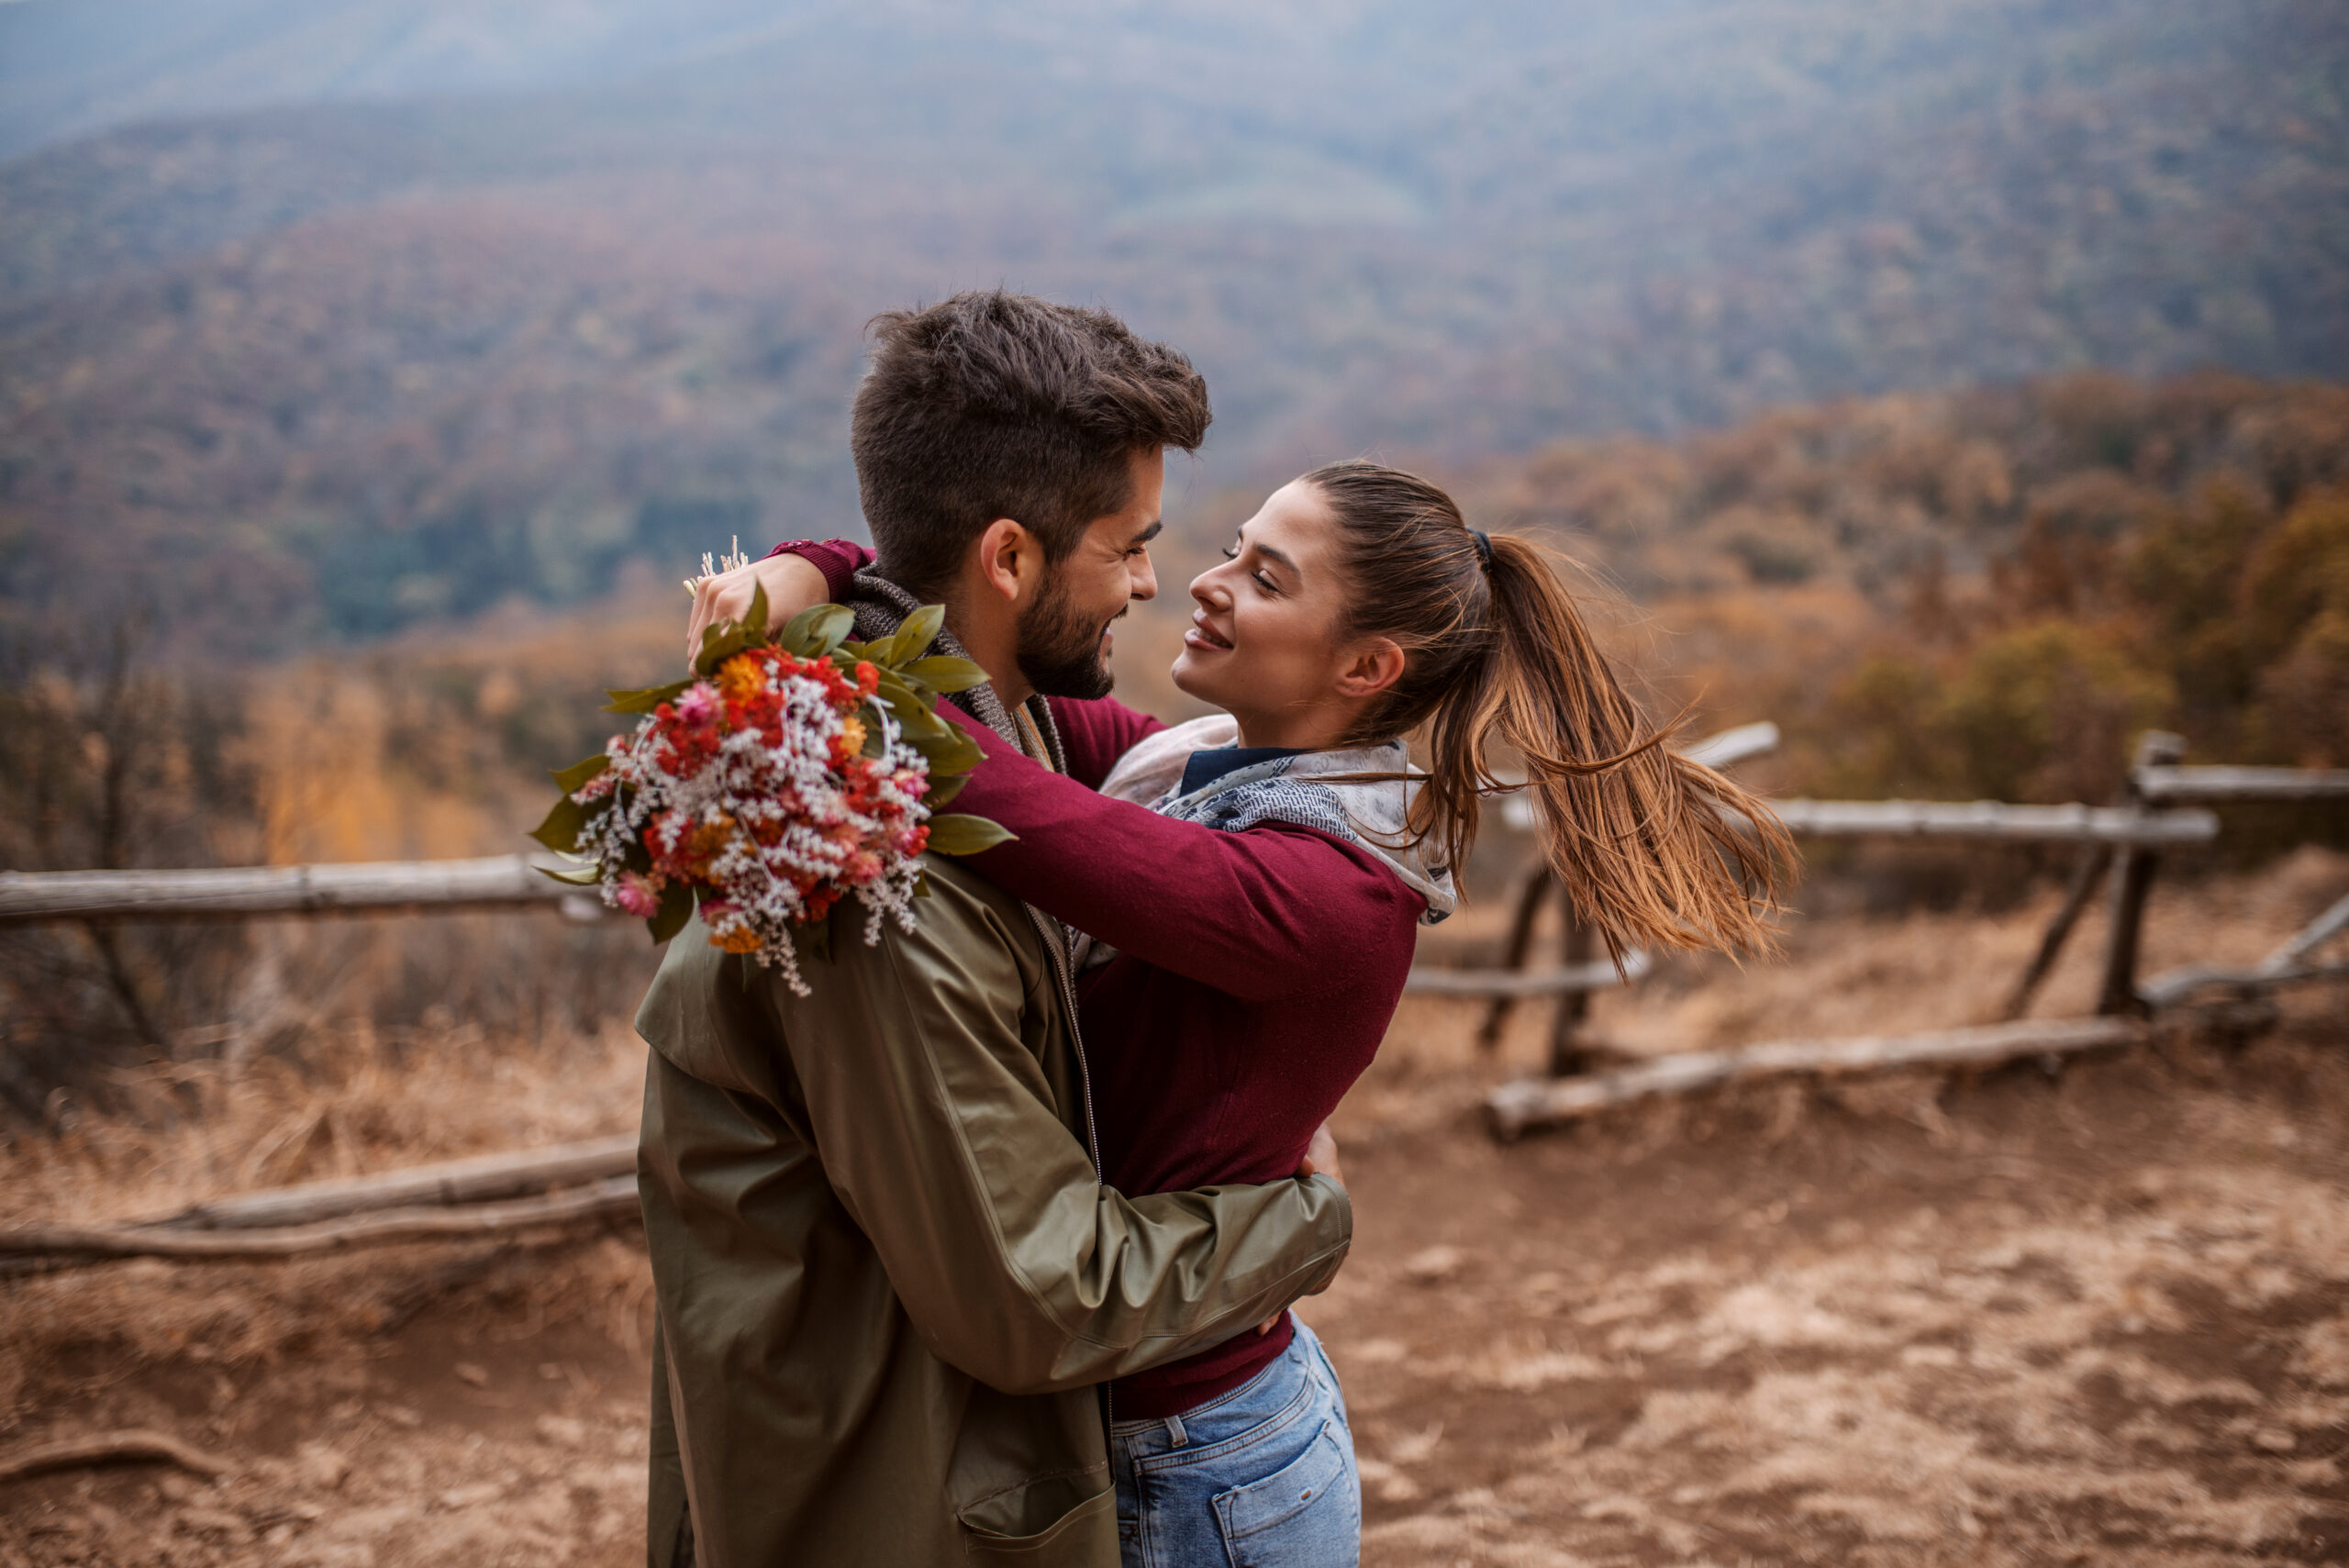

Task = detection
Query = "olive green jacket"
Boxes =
[637,809,1353,1566]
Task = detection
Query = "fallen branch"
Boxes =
[2139,961,2349,1009]
[1486,1017,2144,1139]
[2266,892,2349,973]
[139,1134,636,1232]
[2135,893,2349,1007]
[0,1175,638,1266]
[0,1429,232,1485]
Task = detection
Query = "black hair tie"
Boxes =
[1470,529,1494,569]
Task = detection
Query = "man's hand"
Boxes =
[686,552,827,662]
[1260,1120,1345,1332]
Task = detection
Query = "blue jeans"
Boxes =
[1110,1317,1361,1568]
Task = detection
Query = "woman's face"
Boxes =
[1172,479,1392,749]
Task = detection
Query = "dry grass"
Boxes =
[0,1020,651,1424]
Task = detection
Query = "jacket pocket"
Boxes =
[959,1476,1118,1566]
[1212,1417,1359,1566]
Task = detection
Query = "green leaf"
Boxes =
[871,673,950,739]
[779,602,853,659]
[746,578,772,645]
[925,813,1018,856]
[530,795,596,854]
[551,752,611,793]
[536,861,605,887]
[902,738,980,783]
[911,724,984,777]
[648,879,696,944]
[607,677,693,715]
[696,627,749,673]
[892,604,946,662]
[922,771,970,810]
[898,654,986,694]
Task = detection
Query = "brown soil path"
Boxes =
[3,883,2345,1565]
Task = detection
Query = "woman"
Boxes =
[747,461,1787,1568]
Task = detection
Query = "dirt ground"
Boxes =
[4,853,2347,1566]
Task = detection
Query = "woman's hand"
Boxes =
[686,552,827,662]
[1297,1120,1343,1192]
[1261,1120,1345,1332]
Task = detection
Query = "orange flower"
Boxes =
[710,924,763,955]
[717,652,766,706]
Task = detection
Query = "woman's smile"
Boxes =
[1184,609,1233,651]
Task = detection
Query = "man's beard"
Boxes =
[1016,576,1119,700]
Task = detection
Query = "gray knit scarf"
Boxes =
[848,570,1069,770]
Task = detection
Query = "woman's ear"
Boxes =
[1334,638,1406,700]
[974,517,1041,606]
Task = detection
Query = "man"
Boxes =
[640,292,1353,1566]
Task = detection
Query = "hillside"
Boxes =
[0,0,2343,651]
[1138,371,2349,806]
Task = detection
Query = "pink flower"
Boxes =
[674,682,720,727]
[614,872,662,918]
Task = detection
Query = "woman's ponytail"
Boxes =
[1308,461,1791,963]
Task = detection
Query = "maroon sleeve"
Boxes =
[936,706,1423,1003]
[763,539,874,603]
[1044,695,1169,791]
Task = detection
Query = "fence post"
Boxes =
[1477,866,1553,1051]
[2096,731,2187,1017]
[1548,917,1597,1076]
[2001,845,2113,1019]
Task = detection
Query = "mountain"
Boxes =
[0,0,2343,651]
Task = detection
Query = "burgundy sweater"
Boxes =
[775,541,1423,1416]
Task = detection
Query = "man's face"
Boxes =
[1017,448,1163,699]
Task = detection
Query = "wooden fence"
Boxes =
[1,726,2341,1264]
[1472,727,2347,1134]
[0,856,588,926]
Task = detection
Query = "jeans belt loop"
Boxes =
[1163,1414,1187,1448]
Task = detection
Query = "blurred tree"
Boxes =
[1941,622,2174,805]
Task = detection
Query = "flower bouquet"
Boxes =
[532,586,1010,994]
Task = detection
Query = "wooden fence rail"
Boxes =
[0,1177,640,1265]
[6,731,2342,1263]
[2134,765,2349,804]
[143,1135,637,1232]
[1404,950,1651,999]
[0,856,588,926]
[1764,798,2216,846]
[0,1138,642,1276]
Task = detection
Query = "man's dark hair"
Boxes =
[850,292,1211,596]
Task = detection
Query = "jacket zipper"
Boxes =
[1027,903,1104,1177]
[867,595,1117,1430]
[1022,837,1116,1439]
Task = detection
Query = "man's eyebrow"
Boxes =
[1123,519,1163,549]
